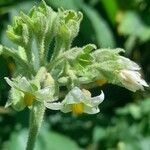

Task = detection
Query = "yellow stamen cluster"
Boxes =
[72,103,84,114]
[96,79,107,86]
[24,93,34,106]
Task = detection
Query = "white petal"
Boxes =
[84,105,100,114]
[18,77,31,92]
[91,91,104,106]
[61,104,72,113]
[138,79,149,87]
[5,77,32,93]
[119,56,140,70]
[119,70,148,92]
[44,102,62,110]
[35,87,52,101]
[64,87,86,104]
[5,77,15,88]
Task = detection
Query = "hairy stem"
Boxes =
[26,102,45,150]
[25,45,33,65]
[50,38,63,62]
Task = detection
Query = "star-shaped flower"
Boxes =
[45,87,104,114]
[5,69,57,110]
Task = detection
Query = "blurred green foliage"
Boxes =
[0,0,150,149]
[3,124,81,150]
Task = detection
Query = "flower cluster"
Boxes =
[0,1,148,115]
[1,2,148,150]
[5,67,104,114]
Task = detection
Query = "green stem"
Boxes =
[26,102,45,150]
[24,44,32,65]
[47,55,63,71]
[50,38,63,62]
[38,38,45,66]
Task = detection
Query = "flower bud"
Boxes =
[119,69,148,92]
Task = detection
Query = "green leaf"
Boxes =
[118,11,150,42]
[47,0,79,10]
[116,98,150,119]
[92,48,124,63]
[93,126,106,143]
[140,98,150,114]
[39,127,81,150]
[139,137,150,150]
[100,0,118,25]
[79,2,116,48]
[2,130,28,150]
[75,44,96,67]
[2,126,81,150]
[0,45,3,55]
[80,48,124,78]
[83,44,97,53]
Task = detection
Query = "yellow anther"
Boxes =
[8,62,15,73]
[24,93,34,106]
[72,103,84,115]
[96,79,107,86]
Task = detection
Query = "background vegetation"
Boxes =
[0,0,150,149]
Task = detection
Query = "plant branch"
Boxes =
[26,102,45,150]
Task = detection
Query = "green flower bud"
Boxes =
[7,17,32,47]
[55,9,83,46]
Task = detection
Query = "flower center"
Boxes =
[24,93,34,106]
[72,103,84,114]
[96,79,107,86]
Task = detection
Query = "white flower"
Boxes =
[119,69,148,92]
[45,87,104,114]
[5,76,55,107]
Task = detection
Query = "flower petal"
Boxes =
[44,102,62,110]
[84,105,100,114]
[119,69,149,92]
[61,104,72,113]
[119,56,140,71]
[91,91,104,106]
[5,77,15,88]
[5,77,32,93]
[35,87,53,101]
[18,77,32,92]
[64,87,86,104]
